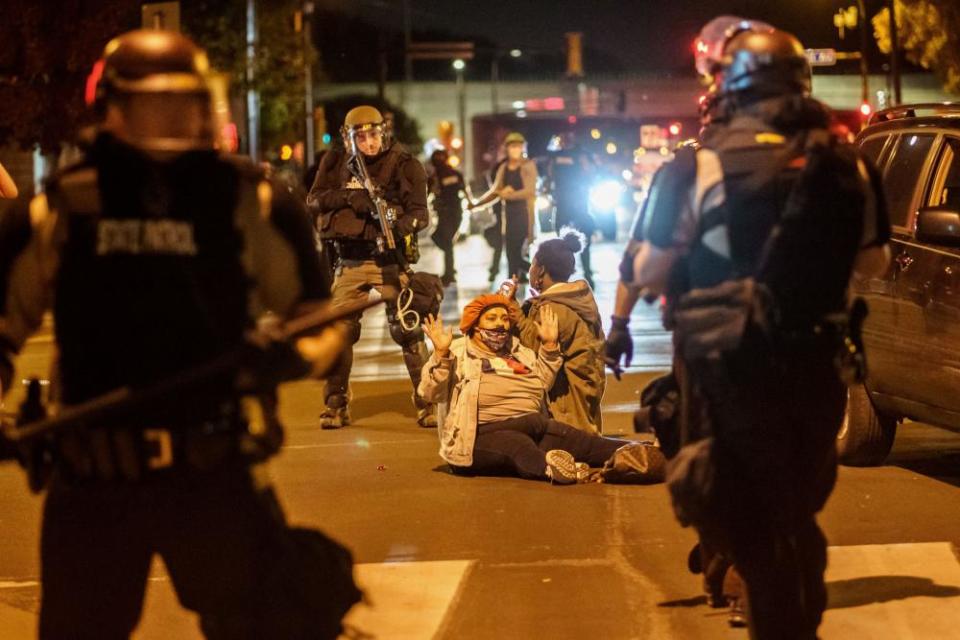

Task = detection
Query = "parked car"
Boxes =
[841,103,960,465]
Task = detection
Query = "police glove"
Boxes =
[346,190,375,214]
[604,316,632,380]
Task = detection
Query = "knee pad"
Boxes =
[344,317,361,345]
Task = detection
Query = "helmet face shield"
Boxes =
[695,16,774,80]
[89,30,218,152]
[341,105,390,156]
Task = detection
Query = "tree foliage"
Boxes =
[872,0,960,94]
[182,0,316,156]
[0,0,139,152]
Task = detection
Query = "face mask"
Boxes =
[478,328,510,353]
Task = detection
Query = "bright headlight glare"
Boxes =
[589,180,624,210]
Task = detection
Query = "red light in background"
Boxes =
[859,102,872,117]
[220,122,238,152]
[524,99,544,111]
[668,122,682,136]
[85,59,105,107]
[543,96,565,111]
[567,115,577,124]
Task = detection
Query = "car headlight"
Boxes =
[589,180,625,211]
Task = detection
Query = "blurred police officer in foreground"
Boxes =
[0,30,358,638]
[632,26,890,639]
[307,106,435,429]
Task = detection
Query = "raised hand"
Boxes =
[422,313,453,357]
[536,305,559,349]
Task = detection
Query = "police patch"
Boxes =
[96,219,198,256]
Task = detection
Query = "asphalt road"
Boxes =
[1,237,959,639]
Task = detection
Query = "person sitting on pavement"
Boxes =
[510,229,607,434]
[418,293,663,484]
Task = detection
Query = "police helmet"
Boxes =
[340,105,389,146]
[87,30,213,111]
[503,132,526,146]
[719,29,812,99]
[695,16,774,80]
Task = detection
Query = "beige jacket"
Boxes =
[418,336,562,467]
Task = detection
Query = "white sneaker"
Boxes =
[544,449,577,485]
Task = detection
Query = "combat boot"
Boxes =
[319,406,351,430]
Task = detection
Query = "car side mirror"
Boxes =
[915,206,960,247]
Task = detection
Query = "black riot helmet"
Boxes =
[719,29,811,101]
[86,29,217,151]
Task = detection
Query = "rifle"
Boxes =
[0,298,382,451]
[347,130,399,256]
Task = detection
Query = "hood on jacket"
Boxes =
[533,280,602,330]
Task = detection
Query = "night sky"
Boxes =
[323,0,887,76]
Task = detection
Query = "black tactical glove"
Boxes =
[604,316,632,380]
[346,189,375,214]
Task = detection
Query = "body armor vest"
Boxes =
[49,135,253,427]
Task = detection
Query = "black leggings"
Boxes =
[453,413,627,480]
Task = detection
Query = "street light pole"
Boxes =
[453,59,467,175]
[491,56,499,115]
[245,0,259,161]
[856,0,869,105]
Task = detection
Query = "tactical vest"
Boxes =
[688,119,866,328]
[48,136,254,427]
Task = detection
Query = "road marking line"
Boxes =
[283,438,429,450]
[822,542,960,639]
[343,560,474,640]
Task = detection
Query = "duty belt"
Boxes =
[56,422,245,484]
[337,241,399,265]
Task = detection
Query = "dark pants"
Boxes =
[692,339,845,640]
[39,464,303,639]
[555,203,595,281]
[453,413,627,480]
[484,208,529,281]
[431,209,461,280]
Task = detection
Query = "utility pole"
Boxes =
[302,1,315,163]
[888,0,902,105]
[245,0,259,161]
[401,0,412,107]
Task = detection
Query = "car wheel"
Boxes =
[836,383,898,466]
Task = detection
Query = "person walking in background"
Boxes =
[470,132,537,284]
[427,148,468,287]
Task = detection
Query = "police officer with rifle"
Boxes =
[0,30,361,639]
[631,26,891,639]
[307,106,438,429]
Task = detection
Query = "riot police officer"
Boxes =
[307,106,436,429]
[0,30,359,638]
[633,27,891,639]
[427,147,468,287]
